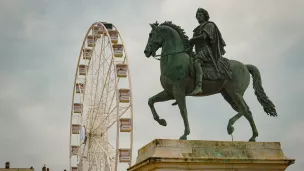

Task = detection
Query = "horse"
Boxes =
[143,21,277,141]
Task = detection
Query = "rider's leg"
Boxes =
[190,59,203,95]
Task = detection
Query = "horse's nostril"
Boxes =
[144,50,148,54]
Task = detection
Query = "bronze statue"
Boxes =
[144,8,277,141]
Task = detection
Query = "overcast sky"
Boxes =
[0,0,303,171]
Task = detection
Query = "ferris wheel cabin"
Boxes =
[73,103,82,113]
[86,35,97,47]
[119,89,131,103]
[82,48,92,60]
[75,83,85,94]
[108,30,118,44]
[78,65,88,75]
[116,64,128,78]
[120,118,132,132]
[119,149,131,163]
[71,145,79,156]
[71,124,81,134]
[113,44,124,57]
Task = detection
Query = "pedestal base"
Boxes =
[128,139,295,171]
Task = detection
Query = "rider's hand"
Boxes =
[189,37,196,45]
[191,32,207,43]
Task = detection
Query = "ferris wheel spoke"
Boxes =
[90,58,104,120]
[89,77,116,135]
[88,63,96,121]
[87,50,105,106]
[91,103,118,134]
[91,52,114,106]
[99,58,114,99]
[87,55,113,130]
[94,138,116,163]
[104,88,116,119]
[97,44,112,69]
[87,138,104,170]
[92,101,123,134]
[100,40,110,58]
[91,105,117,134]
[101,105,130,135]
[90,91,112,131]
[102,79,116,115]
[91,61,115,128]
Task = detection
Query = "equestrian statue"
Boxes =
[143,8,277,141]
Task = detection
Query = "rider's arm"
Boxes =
[192,31,207,40]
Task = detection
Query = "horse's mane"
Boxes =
[159,21,191,51]
[151,21,195,57]
[152,21,195,57]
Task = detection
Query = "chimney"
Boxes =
[5,162,10,169]
[47,168,49,171]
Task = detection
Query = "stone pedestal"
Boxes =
[128,139,295,171]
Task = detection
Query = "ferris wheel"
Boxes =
[69,21,134,171]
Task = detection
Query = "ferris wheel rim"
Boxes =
[69,21,134,171]
[113,24,134,165]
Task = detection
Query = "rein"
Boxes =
[152,47,192,61]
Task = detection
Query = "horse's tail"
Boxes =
[246,64,277,117]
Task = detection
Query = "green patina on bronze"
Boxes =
[144,8,277,141]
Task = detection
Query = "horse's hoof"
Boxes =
[159,119,167,126]
[179,136,187,140]
[249,137,256,142]
[227,125,234,135]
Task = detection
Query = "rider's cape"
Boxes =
[193,21,232,80]
[193,21,226,64]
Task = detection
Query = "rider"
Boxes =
[189,8,230,95]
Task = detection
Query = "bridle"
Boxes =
[151,47,192,61]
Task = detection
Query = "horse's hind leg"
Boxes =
[243,102,259,141]
[227,91,259,142]
[221,89,243,135]
[148,90,174,126]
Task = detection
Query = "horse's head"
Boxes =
[144,22,163,58]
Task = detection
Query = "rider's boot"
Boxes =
[190,62,203,95]
[172,61,203,106]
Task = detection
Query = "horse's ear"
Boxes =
[149,23,160,32]
[149,23,156,29]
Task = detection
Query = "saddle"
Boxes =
[188,52,232,81]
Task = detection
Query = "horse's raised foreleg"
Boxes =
[173,86,190,140]
[148,90,174,126]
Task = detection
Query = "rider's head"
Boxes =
[196,8,209,24]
